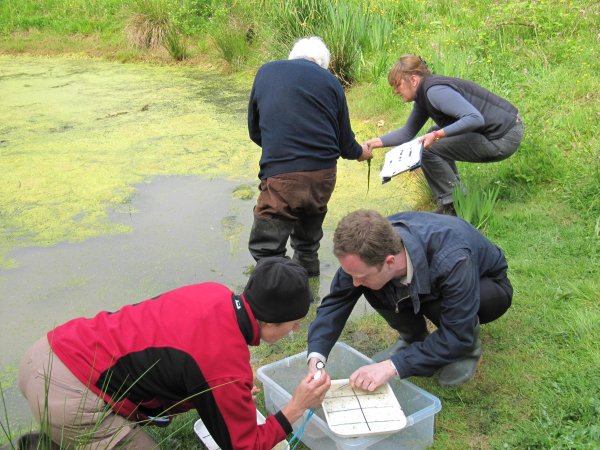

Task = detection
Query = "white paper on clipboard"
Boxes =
[379,138,423,184]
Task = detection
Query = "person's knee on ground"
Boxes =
[372,309,429,362]
[437,320,482,387]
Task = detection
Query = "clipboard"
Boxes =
[379,138,423,184]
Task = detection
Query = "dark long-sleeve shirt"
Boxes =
[248,58,363,179]
[380,75,518,146]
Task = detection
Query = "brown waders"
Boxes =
[248,168,336,277]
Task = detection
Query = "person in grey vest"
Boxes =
[364,55,523,215]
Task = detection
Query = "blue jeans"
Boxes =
[421,119,524,205]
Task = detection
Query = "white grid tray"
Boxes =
[322,379,407,437]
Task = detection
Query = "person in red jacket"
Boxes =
[16,257,330,450]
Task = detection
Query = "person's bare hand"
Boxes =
[294,372,331,410]
[363,137,383,151]
[282,372,331,424]
[357,144,373,162]
[349,361,396,392]
[419,129,444,149]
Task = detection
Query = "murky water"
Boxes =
[0,173,365,429]
[0,55,258,266]
[0,176,249,426]
[0,56,376,433]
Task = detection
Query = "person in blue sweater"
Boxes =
[247,36,372,277]
[364,55,523,215]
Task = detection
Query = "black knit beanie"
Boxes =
[243,257,311,323]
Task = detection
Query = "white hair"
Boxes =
[288,36,331,70]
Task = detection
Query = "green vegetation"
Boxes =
[125,0,172,49]
[1,0,598,449]
[453,178,500,231]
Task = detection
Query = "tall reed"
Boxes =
[163,29,190,61]
[125,0,172,49]
[453,178,500,230]
[264,0,392,85]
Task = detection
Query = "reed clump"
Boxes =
[125,0,172,49]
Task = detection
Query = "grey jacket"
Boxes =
[307,212,509,378]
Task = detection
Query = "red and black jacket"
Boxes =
[49,282,291,450]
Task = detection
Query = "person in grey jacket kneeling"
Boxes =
[307,209,512,388]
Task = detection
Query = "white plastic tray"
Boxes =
[194,409,287,450]
[322,379,407,437]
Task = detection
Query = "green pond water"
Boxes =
[0,56,377,433]
[0,55,257,266]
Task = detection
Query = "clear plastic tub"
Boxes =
[194,410,287,450]
[256,342,442,450]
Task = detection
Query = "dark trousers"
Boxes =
[376,271,513,337]
[248,167,336,275]
[421,120,523,205]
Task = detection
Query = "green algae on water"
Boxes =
[0,55,259,267]
[0,55,420,269]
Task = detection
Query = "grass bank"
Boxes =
[1,0,599,449]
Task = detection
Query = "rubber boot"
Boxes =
[248,215,294,261]
[292,253,320,277]
[438,321,482,386]
[290,212,326,277]
[433,202,456,216]
[372,308,429,362]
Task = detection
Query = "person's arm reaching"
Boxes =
[336,86,365,161]
[307,268,363,371]
[364,103,429,150]
[193,371,329,450]
[281,372,331,424]
[426,85,484,137]
[349,359,399,392]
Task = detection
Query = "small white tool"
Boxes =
[313,361,325,381]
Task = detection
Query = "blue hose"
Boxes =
[287,408,315,450]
